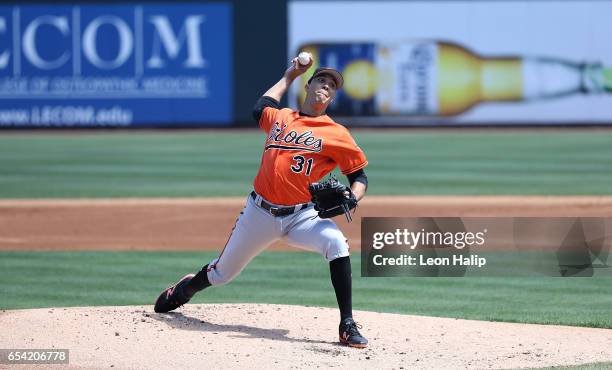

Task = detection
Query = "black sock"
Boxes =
[329,256,353,321]
[183,264,211,298]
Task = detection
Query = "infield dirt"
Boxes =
[1,196,611,251]
[2,196,612,369]
[1,303,612,369]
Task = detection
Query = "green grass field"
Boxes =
[1,251,611,329]
[1,130,611,330]
[1,130,611,197]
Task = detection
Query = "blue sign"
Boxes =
[0,3,232,127]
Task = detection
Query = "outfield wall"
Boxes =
[0,0,287,128]
[289,1,612,126]
[1,0,611,128]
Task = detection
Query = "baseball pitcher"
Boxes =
[154,54,369,348]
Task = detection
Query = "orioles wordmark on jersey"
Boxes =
[254,107,368,206]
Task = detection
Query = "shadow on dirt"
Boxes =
[152,311,339,346]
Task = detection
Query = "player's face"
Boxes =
[305,75,337,106]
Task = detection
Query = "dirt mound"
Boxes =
[1,304,611,369]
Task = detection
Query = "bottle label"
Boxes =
[375,42,438,115]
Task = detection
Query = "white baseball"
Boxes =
[297,52,311,66]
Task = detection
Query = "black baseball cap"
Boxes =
[308,67,344,89]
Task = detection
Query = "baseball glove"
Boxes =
[308,176,358,222]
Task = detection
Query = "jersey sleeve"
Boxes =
[259,107,278,133]
[252,96,281,133]
[328,128,368,175]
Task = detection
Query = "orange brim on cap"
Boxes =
[311,68,344,89]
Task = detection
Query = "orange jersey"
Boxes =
[253,106,368,206]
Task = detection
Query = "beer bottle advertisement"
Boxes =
[289,1,612,125]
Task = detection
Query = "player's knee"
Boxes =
[324,232,350,261]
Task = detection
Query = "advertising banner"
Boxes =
[289,1,612,125]
[0,3,232,127]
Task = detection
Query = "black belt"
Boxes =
[250,191,308,217]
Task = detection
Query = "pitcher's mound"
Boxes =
[1,304,611,369]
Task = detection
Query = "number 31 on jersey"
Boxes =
[291,155,313,176]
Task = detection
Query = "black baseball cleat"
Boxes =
[154,274,195,313]
[339,317,368,348]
